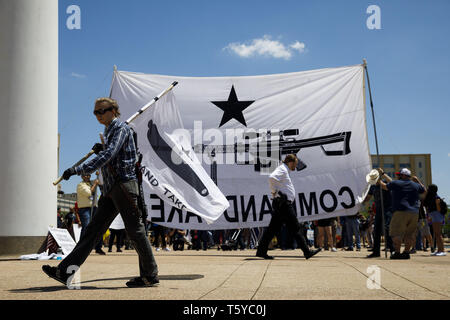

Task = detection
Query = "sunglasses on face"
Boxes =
[93,106,114,115]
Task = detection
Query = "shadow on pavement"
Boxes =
[0,258,21,262]
[163,253,321,259]
[79,274,204,285]
[9,274,204,293]
[244,256,327,260]
[340,255,386,260]
[9,285,117,293]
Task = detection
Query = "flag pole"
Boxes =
[53,80,178,186]
[125,81,178,124]
[53,150,95,185]
[363,59,388,258]
[108,65,118,98]
[108,66,178,124]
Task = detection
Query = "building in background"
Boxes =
[57,192,77,215]
[371,154,432,186]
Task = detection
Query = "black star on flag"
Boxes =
[211,85,255,127]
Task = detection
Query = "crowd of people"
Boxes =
[56,168,448,259]
[362,167,448,258]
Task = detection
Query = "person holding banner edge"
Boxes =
[256,154,321,260]
[363,170,395,258]
[376,167,426,259]
[43,97,159,288]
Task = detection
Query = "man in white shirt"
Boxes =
[256,154,321,260]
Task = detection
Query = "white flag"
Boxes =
[111,64,372,230]
[129,91,229,224]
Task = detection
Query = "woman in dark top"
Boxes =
[423,184,445,256]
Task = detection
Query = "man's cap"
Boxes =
[395,168,411,176]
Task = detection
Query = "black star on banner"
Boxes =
[211,85,255,127]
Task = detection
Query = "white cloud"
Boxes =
[70,72,86,79]
[225,35,306,60]
[290,41,306,53]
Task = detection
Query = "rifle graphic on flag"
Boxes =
[195,129,352,178]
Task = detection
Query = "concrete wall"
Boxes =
[0,0,58,255]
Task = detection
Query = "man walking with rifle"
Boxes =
[256,154,321,260]
[43,97,159,288]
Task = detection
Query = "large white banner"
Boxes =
[110,64,372,230]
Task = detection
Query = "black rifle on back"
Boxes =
[133,130,149,229]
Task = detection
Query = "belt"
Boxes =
[274,196,293,204]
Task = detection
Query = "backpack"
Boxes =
[439,198,448,215]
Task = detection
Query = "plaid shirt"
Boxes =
[75,118,137,194]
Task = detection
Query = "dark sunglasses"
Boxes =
[93,106,114,115]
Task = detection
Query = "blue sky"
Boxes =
[58,0,450,201]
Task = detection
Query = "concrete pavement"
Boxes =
[0,248,449,300]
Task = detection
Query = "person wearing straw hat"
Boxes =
[377,168,426,259]
[43,97,159,288]
[363,169,395,258]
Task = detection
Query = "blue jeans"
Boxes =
[78,207,102,250]
[372,209,394,254]
[340,217,348,247]
[345,217,361,249]
[78,207,92,240]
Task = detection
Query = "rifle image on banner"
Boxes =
[195,129,352,179]
[253,129,352,172]
[53,81,178,186]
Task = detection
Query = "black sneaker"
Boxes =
[42,265,70,286]
[126,276,159,288]
[401,252,411,259]
[345,247,354,251]
[390,252,404,259]
[96,249,106,255]
[256,252,274,260]
[366,252,380,258]
[305,248,321,259]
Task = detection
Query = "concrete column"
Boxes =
[0,0,58,255]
